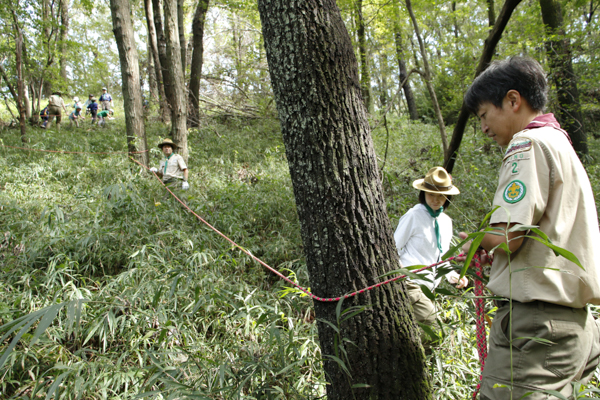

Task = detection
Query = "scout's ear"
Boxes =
[505,90,523,112]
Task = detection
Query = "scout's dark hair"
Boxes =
[464,56,548,114]
[419,191,452,209]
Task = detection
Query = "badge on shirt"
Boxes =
[503,180,527,203]
[504,139,532,160]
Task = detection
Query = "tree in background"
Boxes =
[540,0,588,155]
[258,0,431,398]
[188,0,210,127]
[109,0,149,166]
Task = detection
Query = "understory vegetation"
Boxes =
[1,117,600,399]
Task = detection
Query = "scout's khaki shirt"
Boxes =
[159,154,187,181]
[48,95,65,108]
[488,126,600,308]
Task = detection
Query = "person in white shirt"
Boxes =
[394,167,467,329]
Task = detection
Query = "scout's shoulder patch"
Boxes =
[503,138,532,160]
[503,180,527,203]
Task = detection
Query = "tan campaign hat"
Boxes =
[158,138,179,149]
[413,167,460,195]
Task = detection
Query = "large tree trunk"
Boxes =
[392,0,418,120]
[59,0,69,81]
[443,0,523,173]
[144,0,170,122]
[188,0,209,128]
[539,0,587,155]
[258,1,431,399]
[163,0,188,161]
[355,0,372,112]
[109,0,149,166]
[406,0,448,153]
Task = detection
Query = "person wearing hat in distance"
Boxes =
[149,138,189,190]
[394,167,468,329]
[460,57,600,400]
[82,94,94,116]
[99,87,113,111]
[46,91,68,130]
[87,97,99,124]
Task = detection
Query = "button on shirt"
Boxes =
[394,203,453,290]
[159,153,187,181]
[488,126,600,308]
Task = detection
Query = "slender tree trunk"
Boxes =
[109,0,149,166]
[188,0,209,127]
[258,1,431,399]
[444,0,523,172]
[144,0,170,122]
[392,0,418,120]
[355,0,372,112]
[405,0,448,153]
[152,0,177,113]
[539,0,587,155]
[177,0,186,72]
[59,0,69,81]
[487,0,496,26]
[163,0,188,161]
[11,11,27,143]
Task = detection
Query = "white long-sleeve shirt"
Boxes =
[393,203,453,290]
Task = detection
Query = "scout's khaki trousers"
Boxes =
[481,301,600,400]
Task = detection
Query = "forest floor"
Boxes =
[1,115,600,399]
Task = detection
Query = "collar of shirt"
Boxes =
[525,113,572,145]
[163,153,174,174]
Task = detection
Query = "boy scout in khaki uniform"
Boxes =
[463,57,600,399]
[150,138,189,190]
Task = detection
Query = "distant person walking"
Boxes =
[87,97,99,124]
[99,88,113,111]
[46,92,68,130]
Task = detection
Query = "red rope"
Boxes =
[134,156,490,397]
[472,255,488,399]
[1,143,148,155]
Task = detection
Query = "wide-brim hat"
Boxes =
[158,138,179,149]
[413,167,460,195]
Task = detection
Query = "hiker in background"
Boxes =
[87,97,99,124]
[394,167,467,331]
[69,106,85,128]
[149,138,189,190]
[40,106,49,128]
[72,96,83,110]
[83,94,94,116]
[46,91,68,130]
[97,109,113,127]
[462,56,600,400]
[99,87,113,111]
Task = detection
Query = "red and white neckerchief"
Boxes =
[525,113,573,146]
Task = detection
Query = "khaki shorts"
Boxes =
[406,280,436,326]
[48,105,62,123]
[481,301,600,400]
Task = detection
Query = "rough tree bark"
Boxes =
[163,0,188,161]
[392,0,418,120]
[405,0,448,153]
[109,0,149,166]
[444,0,523,173]
[188,0,209,127]
[144,0,170,122]
[355,0,372,112]
[539,0,587,155]
[258,1,431,399]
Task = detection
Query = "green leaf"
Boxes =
[30,303,64,346]
[525,236,584,270]
[45,371,70,400]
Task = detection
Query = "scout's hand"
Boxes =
[456,232,492,266]
[149,167,158,173]
[181,181,190,190]
[446,270,468,289]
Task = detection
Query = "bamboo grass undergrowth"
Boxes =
[1,116,599,398]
